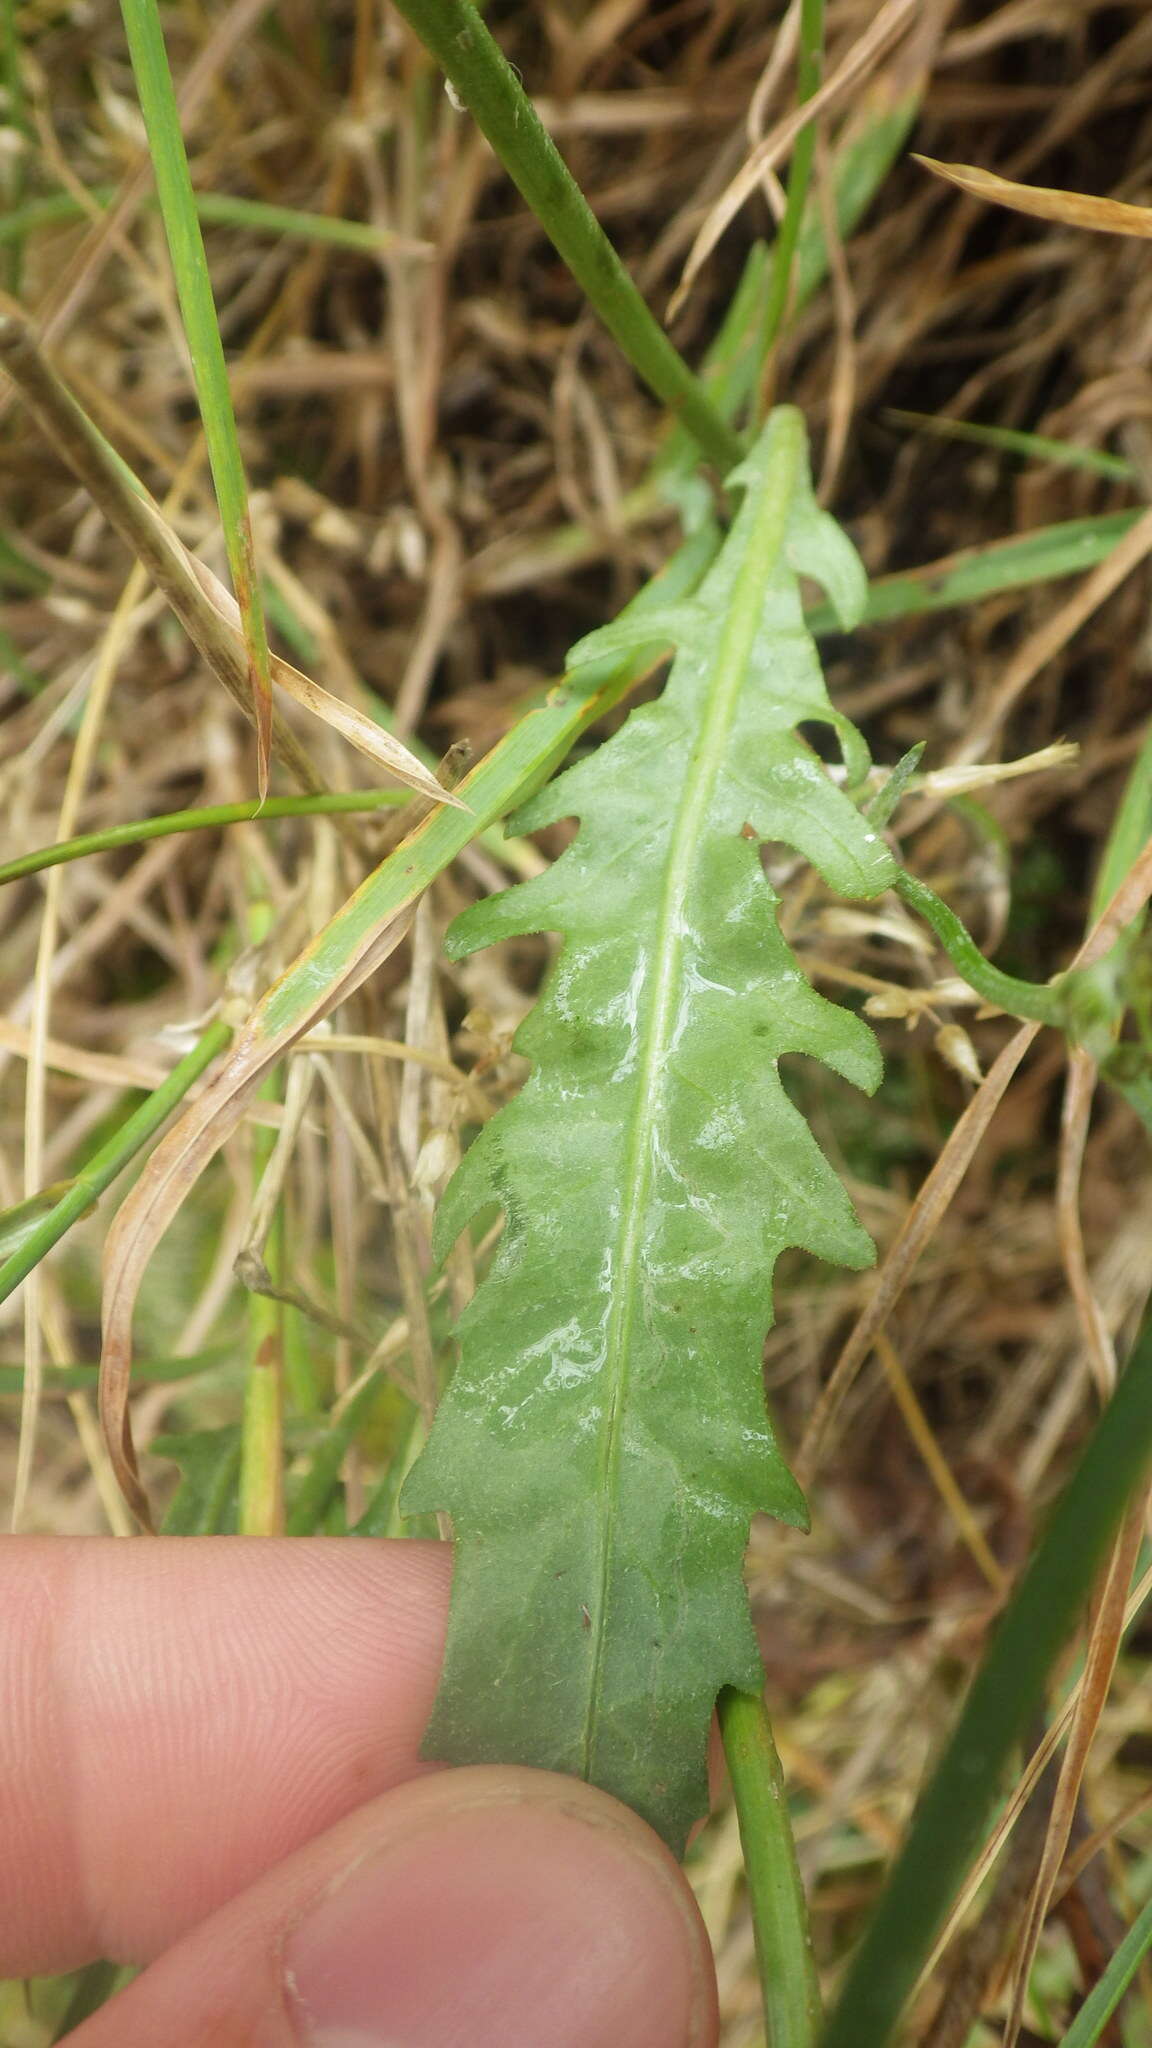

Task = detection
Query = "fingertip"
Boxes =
[284,1768,718,2048]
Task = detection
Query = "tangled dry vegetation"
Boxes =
[3,0,1152,2039]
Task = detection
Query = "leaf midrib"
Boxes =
[583,415,802,1778]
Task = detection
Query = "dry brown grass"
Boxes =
[3,1,1152,2039]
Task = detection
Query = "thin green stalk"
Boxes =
[119,0,275,778]
[0,187,427,254]
[239,1302,284,1533]
[388,0,741,473]
[0,791,406,888]
[757,0,826,372]
[1055,1889,1152,2048]
[892,869,1068,1024]
[820,1304,1152,2048]
[719,1687,821,2048]
[0,1019,230,1309]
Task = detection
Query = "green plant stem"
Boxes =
[892,869,1067,1023]
[0,1019,230,1310]
[820,1304,1152,2048]
[239,1297,283,1533]
[719,1687,821,2047]
[388,0,741,473]
[0,790,407,888]
[757,0,826,370]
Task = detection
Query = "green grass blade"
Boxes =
[886,408,1136,482]
[0,1350,230,1396]
[285,1371,389,1535]
[0,791,407,888]
[1090,716,1152,927]
[1054,1890,1152,2048]
[0,0,28,297]
[119,0,275,786]
[820,1305,1152,2048]
[389,0,741,472]
[188,189,426,252]
[757,0,825,371]
[50,1961,126,2041]
[790,83,921,324]
[0,1020,230,1311]
[0,186,429,255]
[809,509,1142,633]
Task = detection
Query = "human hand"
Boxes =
[0,1537,718,2046]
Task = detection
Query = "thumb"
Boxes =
[64,1765,718,2048]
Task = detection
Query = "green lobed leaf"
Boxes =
[403,409,896,1853]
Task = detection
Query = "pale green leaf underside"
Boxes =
[403,409,897,1853]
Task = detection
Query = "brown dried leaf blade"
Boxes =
[99,901,417,1529]
[914,156,1152,239]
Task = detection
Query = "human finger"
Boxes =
[0,1535,451,1973]
[62,1764,719,2048]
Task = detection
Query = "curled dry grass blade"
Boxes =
[182,554,468,807]
[1056,1045,1116,1400]
[99,897,418,1528]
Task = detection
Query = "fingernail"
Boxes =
[284,1789,710,2048]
